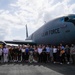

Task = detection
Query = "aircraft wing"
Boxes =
[4,40,36,45]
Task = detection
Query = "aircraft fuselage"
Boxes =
[26,15,75,45]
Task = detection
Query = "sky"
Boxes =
[0,0,75,41]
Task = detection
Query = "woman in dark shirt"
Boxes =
[42,46,47,63]
[65,45,70,64]
[56,46,61,63]
[18,47,22,62]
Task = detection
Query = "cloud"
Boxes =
[69,4,75,12]
[0,0,75,41]
[0,0,17,10]
[67,0,75,5]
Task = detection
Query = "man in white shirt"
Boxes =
[21,46,25,62]
[53,46,57,63]
[38,45,42,62]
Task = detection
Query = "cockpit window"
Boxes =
[60,18,64,22]
[68,15,75,20]
[60,17,69,22]
[64,17,69,21]
[64,15,75,25]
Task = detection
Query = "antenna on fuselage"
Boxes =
[25,24,28,39]
[44,21,46,24]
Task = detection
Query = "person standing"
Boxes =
[46,45,50,62]
[60,43,65,50]
[8,46,13,62]
[25,46,29,62]
[50,45,53,62]
[70,44,75,64]
[11,46,15,62]
[29,46,34,63]
[33,46,38,62]
[3,45,9,63]
[65,45,70,64]
[21,46,25,62]
[13,46,18,62]
[53,46,57,63]
[60,48,65,64]
[42,45,47,63]
[0,46,2,63]
[37,45,42,63]
[56,46,61,63]
[18,47,22,62]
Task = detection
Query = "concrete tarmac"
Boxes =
[0,63,75,75]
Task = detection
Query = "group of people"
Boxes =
[0,43,75,64]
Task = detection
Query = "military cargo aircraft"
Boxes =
[1,14,75,45]
[26,14,75,45]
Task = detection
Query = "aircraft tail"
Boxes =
[26,25,28,39]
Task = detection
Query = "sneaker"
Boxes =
[67,62,70,64]
[18,61,21,62]
[54,62,56,64]
[60,63,62,64]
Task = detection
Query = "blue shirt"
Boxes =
[46,47,50,52]
[25,48,29,53]
[61,46,65,50]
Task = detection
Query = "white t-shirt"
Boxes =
[53,48,57,53]
[38,48,42,54]
[22,49,25,52]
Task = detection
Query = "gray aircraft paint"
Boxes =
[26,14,75,45]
